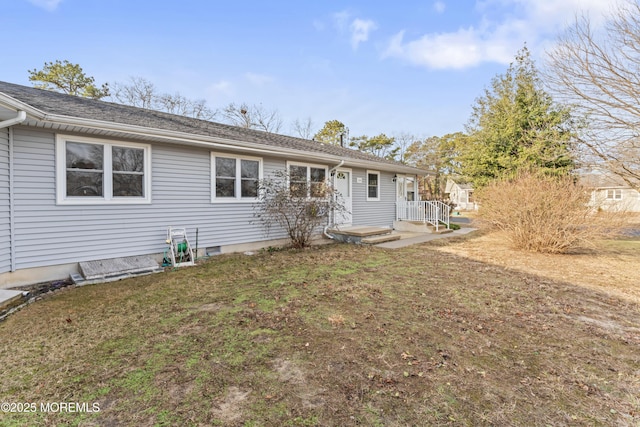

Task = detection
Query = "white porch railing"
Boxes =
[396,201,450,231]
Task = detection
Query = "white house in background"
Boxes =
[445,178,477,210]
[581,169,640,212]
[0,81,428,287]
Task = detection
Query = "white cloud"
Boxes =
[27,0,62,11]
[244,72,274,86]
[433,1,446,13]
[333,10,350,31]
[332,10,378,50]
[383,28,515,69]
[383,0,627,70]
[350,19,378,50]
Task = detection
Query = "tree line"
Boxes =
[28,1,640,192]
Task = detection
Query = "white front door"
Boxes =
[334,169,352,225]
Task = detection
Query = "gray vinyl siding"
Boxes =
[11,127,291,270]
[0,128,10,273]
[351,169,396,227]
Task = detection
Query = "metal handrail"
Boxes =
[396,201,450,231]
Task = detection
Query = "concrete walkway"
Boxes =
[0,289,25,312]
[376,227,478,249]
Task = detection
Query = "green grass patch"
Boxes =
[0,242,638,425]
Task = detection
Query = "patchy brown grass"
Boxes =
[436,230,640,303]
[0,235,639,426]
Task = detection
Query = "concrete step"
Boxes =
[362,234,402,244]
[328,226,392,237]
[0,289,25,311]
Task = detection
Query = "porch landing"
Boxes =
[327,226,401,244]
[327,225,478,248]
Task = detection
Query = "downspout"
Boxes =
[0,111,27,129]
[323,160,346,239]
[1,111,27,272]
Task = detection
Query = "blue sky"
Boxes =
[3,0,621,139]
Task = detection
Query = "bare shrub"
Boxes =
[475,173,624,253]
[253,170,346,249]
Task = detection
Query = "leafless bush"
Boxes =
[253,170,346,249]
[475,173,625,253]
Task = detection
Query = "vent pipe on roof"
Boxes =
[0,111,26,129]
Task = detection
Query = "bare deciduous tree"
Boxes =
[110,77,217,120]
[221,102,283,133]
[546,2,640,188]
[393,132,419,165]
[291,117,315,139]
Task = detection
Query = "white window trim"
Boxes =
[606,189,623,200]
[56,135,151,205]
[366,170,381,201]
[211,152,263,202]
[286,161,329,199]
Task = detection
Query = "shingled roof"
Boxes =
[0,81,425,173]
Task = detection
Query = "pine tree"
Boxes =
[460,47,575,187]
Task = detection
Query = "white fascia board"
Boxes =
[0,94,48,119]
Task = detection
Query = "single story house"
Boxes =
[581,169,640,212]
[0,81,428,287]
[445,178,476,210]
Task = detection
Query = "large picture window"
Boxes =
[211,153,262,201]
[287,162,327,198]
[56,136,151,204]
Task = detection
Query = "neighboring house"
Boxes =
[581,169,640,212]
[445,178,476,210]
[0,81,426,287]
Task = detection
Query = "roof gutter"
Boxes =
[0,93,429,174]
[48,114,427,174]
[0,110,26,129]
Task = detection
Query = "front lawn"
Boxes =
[1,235,639,426]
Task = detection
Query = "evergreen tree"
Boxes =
[461,47,575,187]
[313,120,348,145]
[28,60,109,99]
[349,133,398,160]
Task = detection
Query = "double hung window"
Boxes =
[212,154,262,201]
[367,170,380,201]
[606,189,622,200]
[56,136,150,204]
[288,163,327,198]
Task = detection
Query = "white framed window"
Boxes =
[286,162,328,198]
[56,135,151,205]
[211,153,263,202]
[606,189,622,200]
[366,170,380,201]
